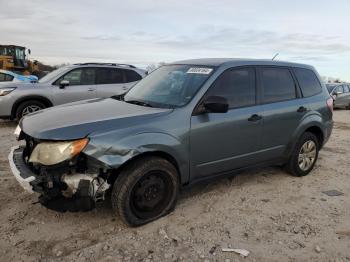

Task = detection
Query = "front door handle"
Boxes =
[88,88,96,91]
[297,106,307,113]
[248,114,262,122]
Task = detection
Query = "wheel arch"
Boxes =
[303,125,324,147]
[286,116,326,159]
[84,131,190,186]
[11,95,53,118]
[108,150,182,186]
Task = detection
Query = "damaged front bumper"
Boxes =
[8,146,36,193]
[8,145,110,212]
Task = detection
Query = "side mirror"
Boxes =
[203,96,229,113]
[28,49,31,55]
[335,91,343,95]
[59,80,70,89]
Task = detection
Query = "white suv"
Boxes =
[0,63,147,119]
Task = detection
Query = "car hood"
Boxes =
[20,98,173,140]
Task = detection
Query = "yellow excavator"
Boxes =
[0,45,40,76]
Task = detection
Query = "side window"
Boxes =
[0,73,6,81]
[55,68,96,86]
[0,73,14,81]
[294,68,322,97]
[336,86,344,93]
[344,85,350,93]
[206,67,256,109]
[96,68,124,84]
[125,69,142,82]
[261,68,296,103]
[5,74,14,81]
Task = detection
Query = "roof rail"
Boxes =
[73,62,136,68]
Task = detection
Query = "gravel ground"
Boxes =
[0,110,349,262]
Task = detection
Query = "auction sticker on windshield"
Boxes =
[187,67,213,74]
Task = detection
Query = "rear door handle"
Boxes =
[297,106,307,113]
[248,114,262,122]
[88,88,96,91]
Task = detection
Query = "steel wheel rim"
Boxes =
[130,171,173,219]
[22,105,42,116]
[298,140,317,171]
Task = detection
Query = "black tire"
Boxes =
[15,100,46,120]
[286,132,319,177]
[111,156,179,226]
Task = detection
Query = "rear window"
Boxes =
[261,68,296,103]
[125,69,142,82]
[294,68,322,97]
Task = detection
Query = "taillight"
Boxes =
[327,97,333,113]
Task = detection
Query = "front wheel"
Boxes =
[111,156,179,226]
[15,100,45,120]
[286,132,319,177]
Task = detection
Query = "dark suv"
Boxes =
[9,58,333,226]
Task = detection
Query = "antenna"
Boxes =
[272,53,279,61]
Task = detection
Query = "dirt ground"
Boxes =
[0,110,349,262]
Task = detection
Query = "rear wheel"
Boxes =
[286,132,319,177]
[111,156,179,226]
[15,100,45,120]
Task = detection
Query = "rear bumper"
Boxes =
[8,146,36,193]
[323,120,333,146]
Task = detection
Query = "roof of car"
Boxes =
[67,63,146,73]
[172,58,314,69]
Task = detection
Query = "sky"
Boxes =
[1,0,349,80]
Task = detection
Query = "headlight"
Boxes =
[29,138,89,166]
[0,88,16,96]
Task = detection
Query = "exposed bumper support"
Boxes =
[8,145,111,212]
[8,146,36,193]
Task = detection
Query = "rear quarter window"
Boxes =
[125,69,142,82]
[294,68,322,97]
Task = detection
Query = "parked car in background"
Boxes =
[0,63,147,119]
[9,58,333,226]
[0,69,38,83]
[326,83,350,109]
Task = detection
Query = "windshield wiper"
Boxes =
[125,100,153,107]
[111,94,125,101]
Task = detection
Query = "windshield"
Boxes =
[39,66,70,83]
[124,65,214,108]
[0,46,13,56]
[0,46,6,56]
[15,47,25,60]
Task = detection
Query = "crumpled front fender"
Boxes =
[83,132,190,184]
